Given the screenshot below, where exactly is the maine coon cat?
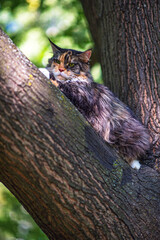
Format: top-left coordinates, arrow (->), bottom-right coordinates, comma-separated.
39,39 -> 150,169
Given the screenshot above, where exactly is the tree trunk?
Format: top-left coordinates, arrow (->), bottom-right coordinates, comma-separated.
80,0 -> 160,167
0,28 -> 160,239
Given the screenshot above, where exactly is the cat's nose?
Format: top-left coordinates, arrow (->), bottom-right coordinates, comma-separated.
59,68 -> 65,72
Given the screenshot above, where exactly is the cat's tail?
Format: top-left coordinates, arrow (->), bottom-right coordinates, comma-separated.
110,117 -> 151,162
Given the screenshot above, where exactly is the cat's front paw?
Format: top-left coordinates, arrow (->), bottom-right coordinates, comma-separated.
130,160 -> 141,170
39,68 -> 50,79
50,79 -> 59,87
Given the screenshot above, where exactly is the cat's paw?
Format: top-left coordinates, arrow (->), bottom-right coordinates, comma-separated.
130,160 -> 141,170
50,79 -> 59,87
39,68 -> 50,79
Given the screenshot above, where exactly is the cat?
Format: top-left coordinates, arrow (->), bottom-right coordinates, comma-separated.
39,39 -> 150,170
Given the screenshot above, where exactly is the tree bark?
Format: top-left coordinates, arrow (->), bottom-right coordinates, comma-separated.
0,28 -> 160,239
80,0 -> 160,167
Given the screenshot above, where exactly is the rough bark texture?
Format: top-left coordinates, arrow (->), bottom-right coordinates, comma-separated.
80,0 -> 160,167
0,28 -> 160,239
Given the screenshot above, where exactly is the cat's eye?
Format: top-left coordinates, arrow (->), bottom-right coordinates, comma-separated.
68,63 -> 75,68
54,59 -> 60,64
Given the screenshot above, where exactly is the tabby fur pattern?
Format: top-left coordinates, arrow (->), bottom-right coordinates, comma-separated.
46,39 -> 150,169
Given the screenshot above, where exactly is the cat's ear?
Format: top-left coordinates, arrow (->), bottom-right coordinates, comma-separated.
78,49 -> 92,63
48,38 -> 62,54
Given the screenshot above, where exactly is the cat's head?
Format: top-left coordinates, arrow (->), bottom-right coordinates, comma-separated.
47,39 -> 92,83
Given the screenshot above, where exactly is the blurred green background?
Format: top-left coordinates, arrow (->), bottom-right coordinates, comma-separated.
0,0 -> 102,239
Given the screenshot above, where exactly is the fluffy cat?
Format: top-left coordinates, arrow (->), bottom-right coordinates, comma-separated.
40,39 -> 150,169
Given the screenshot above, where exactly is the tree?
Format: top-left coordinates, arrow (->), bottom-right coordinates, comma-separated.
0,23 -> 160,240
80,0 -> 160,168
0,1 -> 160,239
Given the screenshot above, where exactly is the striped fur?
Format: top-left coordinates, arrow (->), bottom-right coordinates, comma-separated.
47,40 -> 150,167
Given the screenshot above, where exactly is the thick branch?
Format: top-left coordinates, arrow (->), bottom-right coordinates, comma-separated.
0,29 -> 160,240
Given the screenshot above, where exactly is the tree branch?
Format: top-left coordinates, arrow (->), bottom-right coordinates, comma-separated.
0,29 -> 160,240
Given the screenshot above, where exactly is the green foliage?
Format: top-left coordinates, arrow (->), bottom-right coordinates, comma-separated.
0,1 -> 102,238
0,183 -> 48,240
